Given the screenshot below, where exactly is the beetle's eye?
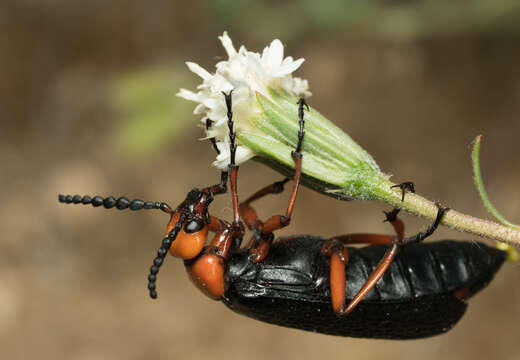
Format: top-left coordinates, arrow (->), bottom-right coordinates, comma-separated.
184,219 -> 205,233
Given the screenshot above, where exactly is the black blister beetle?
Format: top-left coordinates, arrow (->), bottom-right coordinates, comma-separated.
59,93 -> 506,339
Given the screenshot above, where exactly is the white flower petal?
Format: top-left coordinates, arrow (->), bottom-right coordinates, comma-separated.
186,62 -> 212,80
212,145 -> 255,170
274,58 -> 305,77
176,88 -> 199,102
263,39 -> 284,70
218,31 -> 237,57
193,103 -> 206,115
234,145 -> 256,163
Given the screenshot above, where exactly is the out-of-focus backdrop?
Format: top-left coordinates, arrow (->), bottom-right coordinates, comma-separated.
2,1 -> 520,359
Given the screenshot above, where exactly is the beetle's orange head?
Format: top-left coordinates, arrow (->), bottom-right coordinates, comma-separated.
147,188 -> 214,299
167,188 -> 212,260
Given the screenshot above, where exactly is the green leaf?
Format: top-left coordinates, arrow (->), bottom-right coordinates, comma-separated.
472,135 -> 519,230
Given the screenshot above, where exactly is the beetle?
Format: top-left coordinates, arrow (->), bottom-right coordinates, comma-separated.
59,92 -> 506,339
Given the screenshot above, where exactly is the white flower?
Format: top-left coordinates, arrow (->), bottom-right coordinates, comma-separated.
177,32 -> 311,169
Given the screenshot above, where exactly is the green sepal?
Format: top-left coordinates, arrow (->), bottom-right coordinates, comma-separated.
238,130 -> 390,201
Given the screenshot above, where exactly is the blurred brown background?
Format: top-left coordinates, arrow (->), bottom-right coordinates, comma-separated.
2,1 -> 520,359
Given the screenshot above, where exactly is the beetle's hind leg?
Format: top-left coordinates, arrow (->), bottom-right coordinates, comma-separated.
324,201 -> 448,317
340,205 -> 448,314
391,181 -> 415,202
328,204 -> 406,246
322,232 -> 397,317
383,180 -> 416,238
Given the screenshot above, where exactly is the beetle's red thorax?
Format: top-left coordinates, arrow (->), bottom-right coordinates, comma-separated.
186,253 -> 225,300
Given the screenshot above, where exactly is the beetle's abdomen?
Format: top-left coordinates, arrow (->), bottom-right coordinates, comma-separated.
348,240 -> 506,302
223,237 -> 505,339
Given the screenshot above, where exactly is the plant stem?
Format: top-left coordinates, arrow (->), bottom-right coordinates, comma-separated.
373,179 -> 520,246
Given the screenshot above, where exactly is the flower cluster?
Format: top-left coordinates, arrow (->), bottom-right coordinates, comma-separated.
177,32 -> 311,169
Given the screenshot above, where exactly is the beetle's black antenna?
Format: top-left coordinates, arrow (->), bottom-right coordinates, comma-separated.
148,213 -> 187,299
58,194 -> 173,214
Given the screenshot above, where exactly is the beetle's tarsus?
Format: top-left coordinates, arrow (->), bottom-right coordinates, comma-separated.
391,181 -> 415,202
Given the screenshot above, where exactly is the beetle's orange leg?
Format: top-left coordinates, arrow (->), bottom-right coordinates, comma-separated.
260,98 -> 308,234
339,243 -> 400,316
321,240 -> 350,315
239,179 -> 289,231
238,179 -> 290,262
261,154 -> 302,233
238,98 -> 308,263
207,229 -> 234,258
208,216 -> 227,233
330,233 -> 394,245
383,207 -> 405,241
329,204 -> 405,246
221,91 -> 242,227
341,207 -> 447,315
206,216 -> 243,258
325,206 -> 447,317
322,232 -> 395,316
245,232 -> 274,263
